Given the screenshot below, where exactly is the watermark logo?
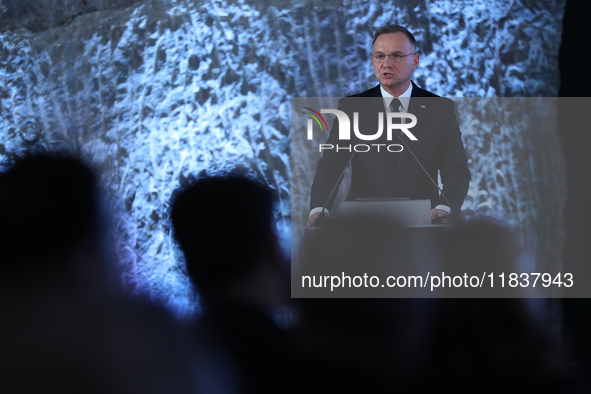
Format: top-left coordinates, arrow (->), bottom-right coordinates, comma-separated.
302,107 -> 328,138
303,108 -> 418,153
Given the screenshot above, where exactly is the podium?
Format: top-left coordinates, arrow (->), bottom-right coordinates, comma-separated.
337,199 -> 433,227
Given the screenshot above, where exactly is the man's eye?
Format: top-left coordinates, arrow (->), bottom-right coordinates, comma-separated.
376,55 -> 386,60
393,54 -> 402,59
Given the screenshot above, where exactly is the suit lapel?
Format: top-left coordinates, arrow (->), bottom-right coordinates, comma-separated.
406,81 -> 430,138
394,81 -> 431,174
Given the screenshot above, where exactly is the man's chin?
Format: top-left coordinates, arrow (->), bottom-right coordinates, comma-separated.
379,78 -> 397,86
379,81 -> 399,93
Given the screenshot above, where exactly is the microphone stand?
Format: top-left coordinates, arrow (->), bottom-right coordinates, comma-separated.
397,134 -> 460,224
313,151 -> 356,227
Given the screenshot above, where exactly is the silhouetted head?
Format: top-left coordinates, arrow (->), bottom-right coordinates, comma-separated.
0,153 -> 103,282
170,174 -> 284,307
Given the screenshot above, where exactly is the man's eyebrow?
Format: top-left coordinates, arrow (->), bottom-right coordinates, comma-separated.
374,51 -> 405,55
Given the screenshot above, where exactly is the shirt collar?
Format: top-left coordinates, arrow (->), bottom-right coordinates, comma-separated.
380,82 -> 413,112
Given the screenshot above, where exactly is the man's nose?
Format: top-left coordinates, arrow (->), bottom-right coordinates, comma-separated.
384,54 -> 395,66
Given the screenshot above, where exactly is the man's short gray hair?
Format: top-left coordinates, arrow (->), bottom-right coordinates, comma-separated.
372,25 -> 417,51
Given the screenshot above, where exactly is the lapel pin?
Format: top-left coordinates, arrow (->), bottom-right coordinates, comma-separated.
420,105 -> 426,109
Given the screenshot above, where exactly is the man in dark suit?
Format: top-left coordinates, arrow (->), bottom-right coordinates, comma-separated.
308,24 -> 470,226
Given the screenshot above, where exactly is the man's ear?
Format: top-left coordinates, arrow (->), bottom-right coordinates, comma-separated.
412,53 -> 420,71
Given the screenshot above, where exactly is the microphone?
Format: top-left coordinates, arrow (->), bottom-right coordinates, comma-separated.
313,150 -> 356,227
396,134 -> 460,224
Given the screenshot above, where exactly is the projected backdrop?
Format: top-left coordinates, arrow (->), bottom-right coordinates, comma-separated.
0,0 -> 565,316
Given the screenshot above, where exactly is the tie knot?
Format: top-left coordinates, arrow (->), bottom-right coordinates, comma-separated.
389,98 -> 401,112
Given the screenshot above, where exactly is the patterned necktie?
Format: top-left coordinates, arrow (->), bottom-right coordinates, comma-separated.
388,97 -> 401,113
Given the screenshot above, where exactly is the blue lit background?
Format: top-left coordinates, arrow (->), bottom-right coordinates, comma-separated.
0,0 -> 565,317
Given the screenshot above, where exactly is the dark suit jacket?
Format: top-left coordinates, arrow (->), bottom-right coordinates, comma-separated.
309,81 -> 470,214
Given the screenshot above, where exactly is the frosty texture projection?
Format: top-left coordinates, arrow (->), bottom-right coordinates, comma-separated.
0,0 -> 564,315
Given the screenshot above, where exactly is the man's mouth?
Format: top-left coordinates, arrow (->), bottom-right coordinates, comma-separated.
382,72 -> 394,78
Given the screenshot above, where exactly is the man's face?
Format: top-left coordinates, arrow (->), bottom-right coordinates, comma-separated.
372,32 -> 419,96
